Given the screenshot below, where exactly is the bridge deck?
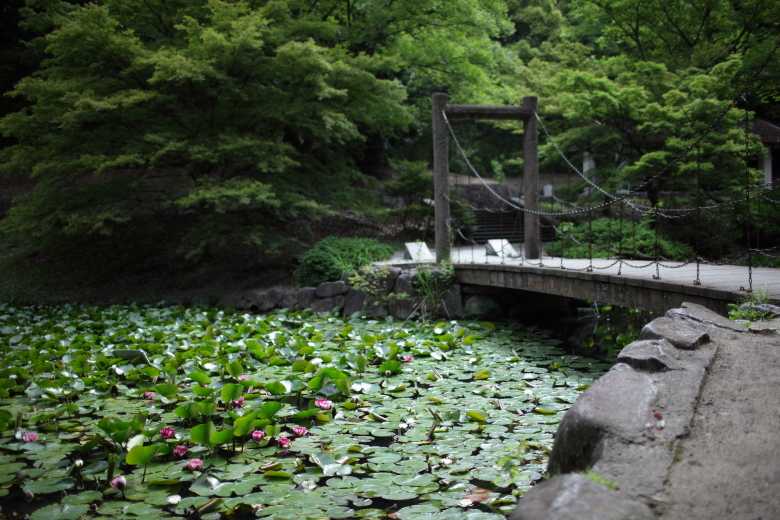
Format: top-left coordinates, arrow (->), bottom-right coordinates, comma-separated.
385,244 -> 780,314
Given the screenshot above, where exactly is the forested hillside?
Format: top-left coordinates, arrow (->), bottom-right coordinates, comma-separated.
1,0 -> 778,299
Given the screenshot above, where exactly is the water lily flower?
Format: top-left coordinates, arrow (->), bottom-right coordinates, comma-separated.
238,375 -> 249,380
24,489 -> 34,502
402,355 -> 414,362
22,433 -> 38,443
110,475 -> 126,490
315,398 -> 333,410
160,427 -> 176,439
232,396 -> 244,409
173,445 -> 188,459
74,459 -> 84,468
292,426 -> 308,436
186,459 -> 203,471
277,437 -> 291,449
252,430 -> 265,443
167,495 -> 181,505
143,391 -> 155,399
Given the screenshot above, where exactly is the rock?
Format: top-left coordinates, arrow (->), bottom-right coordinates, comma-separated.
278,293 -> 298,310
343,289 -> 368,316
260,287 -> 287,311
439,284 -> 463,318
292,287 -> 318,309
738,302 -> 780,316
316,281 -> 349,298
464,294 -> 503,319
617,339 -> 681,371
310,295 -> 345,314
666,302 -> 750,336
509,473 -> 654,520
217,295 -> 249,309
241,289 -> 264,306
388,272 -> 420,320
639,316 -> 710,349
547,363 -> 658,476
190,294 -> 210,307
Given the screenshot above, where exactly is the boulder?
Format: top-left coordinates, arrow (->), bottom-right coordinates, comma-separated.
316,281 -> 349,298
616,339 -> 681,372
388,272 -> 420,320
343,289 -> 368,317
260,287 -> 287,311
292,288 -> 318,309
509,473 -> 654,520
310,295 -> 345,314
439,284 -> 463,318
666,301 -> 749,336
546,363 -> 657,476
639,316 -> 710,349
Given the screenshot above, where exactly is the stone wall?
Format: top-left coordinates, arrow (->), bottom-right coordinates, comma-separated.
509,302 -> 776,520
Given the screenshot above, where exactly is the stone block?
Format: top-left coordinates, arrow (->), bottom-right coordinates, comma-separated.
616,339 -> 681,371
261,287 -> 287,311
343,289 -> 368,316
547,363 -> 657,476
404,242 -> 434,262
640,316 -> 710,349
293,287 -> 317,309
316,281 -> 349,298
310,295 -> 345,314
486,239 -> 519,257
388,272 -> 420,320
666,301 -> 749,336
509,473 -> 654,520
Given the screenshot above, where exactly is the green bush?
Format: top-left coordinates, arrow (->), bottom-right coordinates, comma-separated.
545,218 -> 694,260
295,237 -> 395,287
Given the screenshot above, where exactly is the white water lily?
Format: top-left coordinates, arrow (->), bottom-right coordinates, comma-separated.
459,498 -> 474,507
167,495 -> 181,505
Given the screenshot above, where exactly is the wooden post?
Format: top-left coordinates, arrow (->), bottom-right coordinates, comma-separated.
522,96 -> 540,259
433,93 -> 450,263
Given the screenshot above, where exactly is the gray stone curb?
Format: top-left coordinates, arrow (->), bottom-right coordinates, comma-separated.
510,302 -> 735,519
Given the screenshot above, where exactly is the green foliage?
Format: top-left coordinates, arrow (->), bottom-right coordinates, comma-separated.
728,289 -> 773,325
348,265 -> 409,308
546,217 -> 694,260
413,262 -> 455,317
582,470 -> 619,490
295,237 -> 394,287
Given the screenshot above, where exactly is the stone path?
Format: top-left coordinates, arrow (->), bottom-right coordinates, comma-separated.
656,328 -> 780,520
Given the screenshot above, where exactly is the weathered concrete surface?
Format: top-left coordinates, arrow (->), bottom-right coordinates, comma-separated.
654,320 -> 780,520
512,302 -> 764,519
509,473 -> 654,520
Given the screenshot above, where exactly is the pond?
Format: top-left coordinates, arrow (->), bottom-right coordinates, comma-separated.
0,303 -> 611,519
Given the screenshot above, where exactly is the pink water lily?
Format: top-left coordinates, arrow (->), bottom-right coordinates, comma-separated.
186,459 -> 203,471
238,375 -> 249,380
315,398 -> 333,410
402,355 -> 414,362
22,433 -> 38,443
252,430 -> 265,443
143,391 -> 155,399
292,426 -> 308,436
110,475 -> 126,490
160,427 -> 176,439
173,445 -> 188,459
277,437 -> 291,449
232,396 -> 244,409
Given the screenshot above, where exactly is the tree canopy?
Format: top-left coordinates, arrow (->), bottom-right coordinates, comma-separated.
0,0 -> 778,260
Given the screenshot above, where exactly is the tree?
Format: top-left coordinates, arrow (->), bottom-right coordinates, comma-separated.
0,0 -> 515,258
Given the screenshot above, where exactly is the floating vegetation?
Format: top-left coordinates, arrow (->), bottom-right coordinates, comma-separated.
0,304 -> 610,519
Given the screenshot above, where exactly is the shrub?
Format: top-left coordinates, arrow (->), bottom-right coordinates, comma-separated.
545,218 -> 694,260
295,237 -> 395,287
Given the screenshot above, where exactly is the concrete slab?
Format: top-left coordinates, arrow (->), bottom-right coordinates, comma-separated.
403,242 -> 435,263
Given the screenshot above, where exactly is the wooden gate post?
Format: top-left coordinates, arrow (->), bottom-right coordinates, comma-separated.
432,93 -> 450,263
522,96 -> 540,259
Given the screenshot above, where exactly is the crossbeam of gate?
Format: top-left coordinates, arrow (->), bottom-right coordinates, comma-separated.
432,93 -> 539,262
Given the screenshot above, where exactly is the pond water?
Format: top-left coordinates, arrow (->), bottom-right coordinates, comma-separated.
0,304 -> 611,519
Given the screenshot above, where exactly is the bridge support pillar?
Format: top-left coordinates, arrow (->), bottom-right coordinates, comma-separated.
522,96 -> 540,259
433,92 -> 451,263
